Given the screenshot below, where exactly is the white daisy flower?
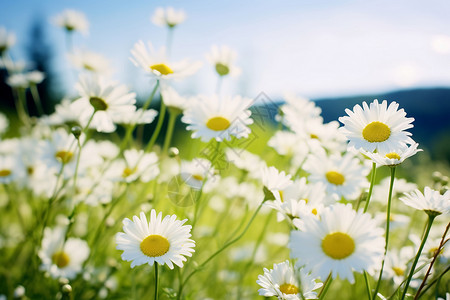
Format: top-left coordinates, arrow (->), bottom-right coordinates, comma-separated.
257,260 -> 323,300
304,152 -> 370,201
180,158 -> 218,190
6,73 -> 29,89
42,99 -> 81,126
206,45 -> 241,77
68,49 -> 111,74
338,99 -> 415,153
261,166 -> 293,195
363,142 -> 422,166
71,74 -> 137,133
114,108 -> 158,125
0,27 -> 16,54
39,227 -> 90,279
182,94 -> 253,142
160,86 -> 189,112
278,94 -> 322,127
116,210 -> 195,269
52,9 -> 89,35
130,41 -> 201,80
0,154 -> 24,184
290,203 -> 385,283
225,148 -> 267,179
108,149 -> 159,183
400,187 -> 450,216
26,70 -> 45,85
151,7 -> 186,28
383,246 -> 415,285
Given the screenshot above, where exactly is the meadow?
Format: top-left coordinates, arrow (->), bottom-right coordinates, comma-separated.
0,7 -> 449,300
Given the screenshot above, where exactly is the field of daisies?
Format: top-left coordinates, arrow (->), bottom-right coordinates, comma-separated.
0,6 -> 449,300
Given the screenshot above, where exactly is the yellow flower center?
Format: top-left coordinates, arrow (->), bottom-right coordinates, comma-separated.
392,267 -> 404,276
55,150 -> 74,164
206,116 -> 231,131
140,234 -> 170,257
325,171 -> 345,185
122,167 -> 137,178
322,232 -> 355,259
0,169 -> 11,177
52,251 -> 70,268
89,96 -> 108,111
279,190 -> 284,202
83,63 -> 96,71
385,152 -> 401,160
362,121 -> 391,143
279,283 -> 299,295
310,133 -> 319,139
311,208 -> 318,215
215,63 -> 230,76
27,166 -> 34,175
150,63 -> 174,75
192,174 -> 203,181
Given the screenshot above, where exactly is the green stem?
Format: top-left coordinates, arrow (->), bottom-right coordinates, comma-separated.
177,201 -> 264,299
373,166 -> 396,299
30,84 -> 44,115
145,99 -> 166,152
414,222 -> 449,300
162,110 -> 178,154
154,263 -> 159,300
415,265 -> 450,299
13,88 -> 31,128
400,215 -> 436,300
119,81 -> 159,153
318,274 -> 333,300
364,271 -> 373,300
364,162 -> 377,213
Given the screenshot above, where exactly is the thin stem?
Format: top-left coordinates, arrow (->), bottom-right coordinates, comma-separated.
364,271 -> 373,300
30,83 -> 44,115
119,80 -> 159,153
414,222 -> 449,299
415,265 -> 450,299
373,166 -> 396,299
400,215 -> 436,300
364,162 -> 377,213
13,88 -> 31,128
154,263 -> 159,300
318,274 -> 333,300
162,110 -> 178,154
177,201 -> 264,299
145,99 -> 166,152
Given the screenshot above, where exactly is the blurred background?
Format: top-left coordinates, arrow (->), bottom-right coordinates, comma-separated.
1,0 -> 450,161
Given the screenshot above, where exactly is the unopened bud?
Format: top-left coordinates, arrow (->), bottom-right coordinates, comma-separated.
168,147 -> 179,158
71,126 -> 82,139
62,284 -> 72,294
432,171 -> 442,183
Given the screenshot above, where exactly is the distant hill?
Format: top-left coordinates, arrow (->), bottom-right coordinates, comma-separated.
312,87 -> 450,162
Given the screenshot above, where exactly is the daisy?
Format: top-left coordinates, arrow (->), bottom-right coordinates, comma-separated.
206,45 -> 241,77
290,203 -> 385,283
116,210 -> 195,269
71,74 -> 137,133
68,49 -> 111,74
180,158 -> 218,190
303,152 -> 370,201
278,94 -> 322,128
151,7 -> 186,28
0,154 -> 24,184
130,41 -> 201,80
383,246 -> 415,285
257,260 -> 323,300
182,94 -> 253,142
338,99 -> 415,153
42,99 -> 81,126
0,27 -> 16,54
38,227 -> 90,279
108,149 -> 159,183
225,148 -> 267,179
261,166 -> 293,198
52,9 -> 89,35
363,142 -> 422,166
160,86 -> 190,113
113,108 -> 158,126
400,187 -> 450,216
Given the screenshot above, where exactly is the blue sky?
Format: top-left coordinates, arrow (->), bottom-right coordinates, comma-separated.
2,0 -> 450,100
